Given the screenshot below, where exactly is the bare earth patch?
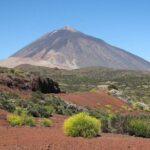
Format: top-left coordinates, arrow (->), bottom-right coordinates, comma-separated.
0,110 -> 149,150
59,91 -> 127,110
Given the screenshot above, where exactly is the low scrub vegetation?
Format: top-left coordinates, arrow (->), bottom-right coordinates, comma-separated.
22,115 -> 36,127
127,119 -> 150,138
102,113 -> 150,138
63,112 -> 101,138
27,104 -> 54,118
7,114 -> 24,126
7,113 -> 35,127
0,91 -> 84,117
87,108 -> 150,138
20,65 -> 150,106
1,91 -> 150,138
40,118 -> 52,127
0,67 -> 25,76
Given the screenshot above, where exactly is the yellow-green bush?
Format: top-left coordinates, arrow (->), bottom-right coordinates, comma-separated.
63,112 -> 101,138
7,114 -> 23,126
89,88 -> 97,93
7,114 -> 35,127
40,118 -> 52,127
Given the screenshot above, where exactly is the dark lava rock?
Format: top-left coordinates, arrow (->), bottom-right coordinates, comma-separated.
0,72 -> 61,94
31,76 -> 61,93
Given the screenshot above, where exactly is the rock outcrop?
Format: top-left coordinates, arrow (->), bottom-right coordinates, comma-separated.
31,76 -> 61,93
0,70 -> 61,93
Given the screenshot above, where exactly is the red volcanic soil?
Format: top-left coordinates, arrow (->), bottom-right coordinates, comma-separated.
59,91 -> 127,110
0,109 -> 150,150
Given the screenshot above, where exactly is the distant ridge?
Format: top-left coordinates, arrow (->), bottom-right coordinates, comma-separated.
0,26 -> 150,70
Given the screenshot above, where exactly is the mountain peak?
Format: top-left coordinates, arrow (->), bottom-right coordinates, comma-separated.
1,26 -> 150,71
61,25 -> 78,32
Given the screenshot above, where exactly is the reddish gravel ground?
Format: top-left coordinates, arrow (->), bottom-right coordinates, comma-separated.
0,109 -> 150,150
59,91 -> 127,110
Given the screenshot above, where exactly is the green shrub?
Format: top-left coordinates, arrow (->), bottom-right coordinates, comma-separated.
0,92 -> 20,99
102,114 -> 150,135
0,92 -> 19,112
27,103 -> 54,118
63,112 -> 101,138
127,119 -> 150,138
0,99 -> 16,112
109,114 -> 130,133
42,106 -> 54,117
44,96 -> 68,115
14,69 -> 25,77
30,91 -> 45,103
7,114 -> 23,126
40,118 -> 52,127
108,84 -> 118,90
14,107 -> 27,116
83,108 -> 116,133
15,99 -> 28,108
35,105 -> 53,118
45,96 -> 83,115
22,115 -> 36,127
26,103 -> 39,117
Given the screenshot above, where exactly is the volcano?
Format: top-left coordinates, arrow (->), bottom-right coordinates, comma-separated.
1,26 -> 150,70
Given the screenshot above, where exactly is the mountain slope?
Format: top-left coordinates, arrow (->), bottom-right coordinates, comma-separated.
15,64 -> 150,105
1,26 -> 150,70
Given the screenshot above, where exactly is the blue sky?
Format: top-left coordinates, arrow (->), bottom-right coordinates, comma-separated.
0,0 -> 150,61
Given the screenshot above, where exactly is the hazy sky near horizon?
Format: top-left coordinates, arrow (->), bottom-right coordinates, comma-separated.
0,0 -> 150,61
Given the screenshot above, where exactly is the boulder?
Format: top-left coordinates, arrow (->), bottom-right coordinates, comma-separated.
31,76 -> 61,93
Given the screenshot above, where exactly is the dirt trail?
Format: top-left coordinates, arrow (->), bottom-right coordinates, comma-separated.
0,110 -> 149,150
